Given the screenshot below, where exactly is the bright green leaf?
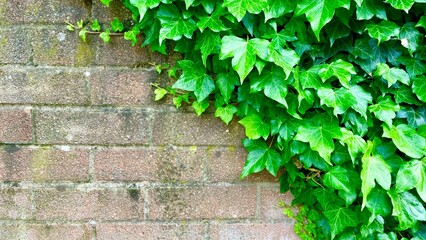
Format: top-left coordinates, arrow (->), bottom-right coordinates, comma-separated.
192,100 -> 209,116
383,124 -> 426,159
369,96 -> 400,127
173,60 -> 215,101
222,0 -> 268,22
111,17 -> 124,32
130,0 -> 161,21
318,59 -> 356,88
323,206 -> 359,239
99,28 -> 111,43
361,141 -> 392,209
295,0 -> 351,40
195,29 -> 221,66
264,0 -> 295,22
385,0 -> 415,11
215,104 -> 238,125
156,4 -> 197,44
395,159 -> 426,202
366,20 -> 400,44
220,36 -> 270,82
239,114 -> 270,140
241,148 -> 282,178
90,19 -> 101,31
356,0 -> 387,20
413,76 -> 426,102
154,88 -> 167,101
317,87 -> 356,116
388,190 -> 426,230
100,0 -> 112,7
375,63 -> 410,87
340,128 -> 367,163
268,46 -> 299,79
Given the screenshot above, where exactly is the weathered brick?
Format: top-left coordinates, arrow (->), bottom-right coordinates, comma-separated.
0,27 -> 31,64
95,37 -> 151,66
0,188 -> 32,220
0,67 -> 90,105
34,188 -> 144,221
97,223 -> 205,240
0,0 -> 90,24
210,222 -> 298,240
207,147 -> 281,182
0,223 -> 92,240
94,146 -> 205,182
149,186 -> 256,220
91,0 -> 133,25
31,28 -> 96,67
260,188 -> 294,220
152,113 -> 245,146
0,145 -> 89,182
91,70 -> 154,106
0,109 -> 32,143
35,108 -> 150,145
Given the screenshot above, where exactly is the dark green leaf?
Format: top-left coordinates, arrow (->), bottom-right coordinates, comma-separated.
195,29 -> 221,66
156,4 -> 197,44
366,20 -> 400,44
323,206 -> 359,239
216,72 -> 239,104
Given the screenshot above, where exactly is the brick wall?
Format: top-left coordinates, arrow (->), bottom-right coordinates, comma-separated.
0,1 -> 297,239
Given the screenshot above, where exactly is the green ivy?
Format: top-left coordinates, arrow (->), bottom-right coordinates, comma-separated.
80,0 -> 426,239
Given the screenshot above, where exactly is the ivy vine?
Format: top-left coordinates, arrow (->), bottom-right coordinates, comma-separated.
70,0 -> 426,239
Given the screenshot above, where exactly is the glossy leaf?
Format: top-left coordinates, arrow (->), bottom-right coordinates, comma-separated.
383,124 -> 426,159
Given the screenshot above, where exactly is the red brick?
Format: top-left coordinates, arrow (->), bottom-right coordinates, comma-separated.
31,28 -> 96,67
0,224 -> 92,240
0,145 -> 89,182
0,109 -> 32,143
0,188 -> 32,220
97,223 -> 205,240
149,186 -> 256,220
207,147 -> 281,182
90,70 -> 154,106
210,222 -> 298,240
0,67 -> 90,105
0,0 -> 90,24
35,108 -> 150,145
260,188 -> 294,220
94,146 -> 205,182
152,113 -> 245,146
0,27 -> 31,64
34,188 -> 144,221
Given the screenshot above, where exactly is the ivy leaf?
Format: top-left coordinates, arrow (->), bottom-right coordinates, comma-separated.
318,60 -> 356,88
413,76 -> 426,102
323,206 -> 359,239
384,0 -> 415,11
197,12 -> 229,33
368,96 -> 400,127
416,16 -> 426,29
294,115 -> 343,164
356,0 -> 387,20
90,19 -> 101,31
130,0 -> 161,21
340,128 -> 367,163
361,141 -> 392,209
264,0 -> 296,22
295,0 -> 351,40
317,87 -> 356,116
99,28 -> 111,43
184,0 -> 196,9
195,29 -> 221,66
192,100 -> 209,116
216,72 -> 239,104
388,190 -> 426,230
240,147 -> 282,178
250,66 -> 289,106
268,46 -> 299,79
365,20 -> 400,44
156,4 -> 197,44
398,56 -> 426,78
348,85 -> 373,119
396,107 -> 426,128
239,114 -> 270,140
374,63 -> 410,87
366,189 -> 392,222
222,0 -> 268,22
395,159 -> 426,202
111,18 -> 124,32
215,105 -> 238,125
383,124 -> 426,159
323,166 -> 355,198
154,88 -> 168,101
173,60 -> 215,101
399,23 -> 422,54
100,0 -> 112,7
220,36 -> 270,82
394,85 -> 421,105
299,68 -> 323,90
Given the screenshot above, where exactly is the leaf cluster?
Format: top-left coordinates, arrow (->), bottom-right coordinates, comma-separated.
96,0 -> 426,239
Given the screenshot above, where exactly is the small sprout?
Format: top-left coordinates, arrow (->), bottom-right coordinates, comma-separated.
90,19 -> 101,31
100,28 -> 111,43
79,27 -> 88,42
154,88 -> 168,101
111,17 -> 124,32
77,19 -> 84,28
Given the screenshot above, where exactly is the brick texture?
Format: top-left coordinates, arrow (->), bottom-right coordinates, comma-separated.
0,109 -> 32,143
0,1 -> 296,239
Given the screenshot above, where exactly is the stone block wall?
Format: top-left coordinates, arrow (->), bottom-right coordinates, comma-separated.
0,1 -> 297,239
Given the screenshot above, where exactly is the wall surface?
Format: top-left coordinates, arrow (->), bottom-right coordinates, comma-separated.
0,1 -> 297,239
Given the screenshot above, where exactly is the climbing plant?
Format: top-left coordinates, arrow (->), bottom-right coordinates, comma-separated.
71,0 -> 426,239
